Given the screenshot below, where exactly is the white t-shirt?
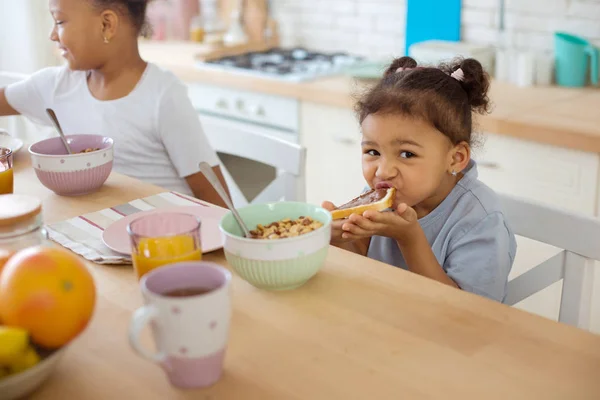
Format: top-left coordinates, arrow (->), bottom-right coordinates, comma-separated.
6,63 -> 220,196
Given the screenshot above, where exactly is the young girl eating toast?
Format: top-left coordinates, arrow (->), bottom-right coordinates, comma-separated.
0,0 -> 229,206
322,57 -> 516,302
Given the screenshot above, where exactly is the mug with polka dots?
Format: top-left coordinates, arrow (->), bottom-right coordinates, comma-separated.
128,261 -> 232,389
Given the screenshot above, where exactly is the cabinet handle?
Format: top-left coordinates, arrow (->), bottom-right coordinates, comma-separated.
249,105 -> 266,117
216,99 -> 228,110
477,160 -> 501,169
236,99 -> 246,112
333,136 -> 356,145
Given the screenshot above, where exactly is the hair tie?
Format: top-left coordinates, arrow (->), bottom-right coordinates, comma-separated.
396,67 -> 407,73
450,68 -> 464,82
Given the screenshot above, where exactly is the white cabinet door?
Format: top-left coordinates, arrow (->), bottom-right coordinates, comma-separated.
473,132 -> 599,215
300,102 -> 365,207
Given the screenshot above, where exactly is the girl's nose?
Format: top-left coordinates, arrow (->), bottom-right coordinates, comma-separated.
49,26 -> 58,42
375,159 -> 398,180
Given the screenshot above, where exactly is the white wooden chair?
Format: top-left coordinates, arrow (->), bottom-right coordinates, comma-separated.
200,114 -> 306,207
501,193 -> 600,330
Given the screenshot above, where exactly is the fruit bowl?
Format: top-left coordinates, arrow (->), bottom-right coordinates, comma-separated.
0,346 -> 67,400
0,246 -> 97,399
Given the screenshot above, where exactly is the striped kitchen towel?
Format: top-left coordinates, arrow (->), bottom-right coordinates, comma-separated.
46,192 -> 214,265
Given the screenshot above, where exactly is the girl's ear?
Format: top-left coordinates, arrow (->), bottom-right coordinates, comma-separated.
100,9 -> 119,42
449,141 -> 471,174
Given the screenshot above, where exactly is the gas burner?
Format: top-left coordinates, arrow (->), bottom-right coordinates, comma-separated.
196,47 -> 364,82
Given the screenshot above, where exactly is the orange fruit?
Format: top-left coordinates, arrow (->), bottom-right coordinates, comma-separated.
0,246 -> 96,348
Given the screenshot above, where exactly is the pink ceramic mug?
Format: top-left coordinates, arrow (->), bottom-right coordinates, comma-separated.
128,262 -> 232,389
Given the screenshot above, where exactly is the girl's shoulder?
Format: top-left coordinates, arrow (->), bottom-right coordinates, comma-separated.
432,160 -> 509,236
25,65 -> 87,93
140,63 -> 186,95
31,65 -> 83,78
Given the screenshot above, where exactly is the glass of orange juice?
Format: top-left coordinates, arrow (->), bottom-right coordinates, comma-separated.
0,147 -> 14,195
127,212 -> 202,280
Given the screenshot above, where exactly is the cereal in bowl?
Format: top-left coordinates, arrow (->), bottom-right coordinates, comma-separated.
78,147 -> 100,153
250,216 -> 323,240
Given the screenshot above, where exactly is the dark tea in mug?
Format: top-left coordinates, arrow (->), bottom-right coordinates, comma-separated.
163,287 -> 212,297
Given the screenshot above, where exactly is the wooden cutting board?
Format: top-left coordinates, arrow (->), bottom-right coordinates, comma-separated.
243,0 -> 268,43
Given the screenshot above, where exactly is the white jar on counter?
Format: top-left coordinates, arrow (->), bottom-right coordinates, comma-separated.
0,194 -> 48,254
516,51 -> 535,87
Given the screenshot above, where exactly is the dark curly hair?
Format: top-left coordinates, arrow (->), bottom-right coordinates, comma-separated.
90,0 -> 150,36
356,56 -> 491,145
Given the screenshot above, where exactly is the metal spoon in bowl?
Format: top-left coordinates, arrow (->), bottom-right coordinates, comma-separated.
198,161 -> 252,238
46,108 -> 73,155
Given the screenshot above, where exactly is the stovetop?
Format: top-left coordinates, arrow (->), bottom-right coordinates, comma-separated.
195,47 -> 364,82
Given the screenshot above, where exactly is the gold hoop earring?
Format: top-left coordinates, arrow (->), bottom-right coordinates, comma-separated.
103,36 -> 109,44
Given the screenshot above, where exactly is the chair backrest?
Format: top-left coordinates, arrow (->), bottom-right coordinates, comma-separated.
500,193 -> 600,329
199,114 -> 306,206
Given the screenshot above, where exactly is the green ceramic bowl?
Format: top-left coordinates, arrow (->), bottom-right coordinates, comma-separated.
219,202 -> 332,290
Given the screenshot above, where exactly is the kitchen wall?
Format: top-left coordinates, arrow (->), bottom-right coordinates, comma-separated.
271,0 -> 600,60
0,0 -> 59,73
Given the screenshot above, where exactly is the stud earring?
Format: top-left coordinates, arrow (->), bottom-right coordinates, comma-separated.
103,36 -> 109,44
451,170 -> 457,176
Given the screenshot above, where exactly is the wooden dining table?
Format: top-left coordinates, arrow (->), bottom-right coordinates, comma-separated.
10,148 -> 600,399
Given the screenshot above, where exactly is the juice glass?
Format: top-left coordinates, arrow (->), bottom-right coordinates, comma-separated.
127,212 -> 202,280
0,147 -> 13,194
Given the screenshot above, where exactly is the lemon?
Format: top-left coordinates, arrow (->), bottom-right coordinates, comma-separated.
0,326 -> 29,365
9,346 -> 40,374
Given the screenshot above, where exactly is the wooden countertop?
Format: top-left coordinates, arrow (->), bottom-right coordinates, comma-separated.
139,40 -> 600,153
10,149 -> 600,399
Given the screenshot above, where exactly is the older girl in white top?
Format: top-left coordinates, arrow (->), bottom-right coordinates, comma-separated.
0,0 -> 228,205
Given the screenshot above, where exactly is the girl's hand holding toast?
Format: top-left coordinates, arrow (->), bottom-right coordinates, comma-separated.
339,203 -> 420,244
321,200 -> 371,256
321,201 -> 354,245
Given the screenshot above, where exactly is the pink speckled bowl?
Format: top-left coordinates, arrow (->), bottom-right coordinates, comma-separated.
29,134 -> 114,196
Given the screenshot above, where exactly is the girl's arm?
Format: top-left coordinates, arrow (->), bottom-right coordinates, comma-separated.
157,81 -> 233,207
397,226 -> 459,288
184,166 -> 230,208
332,237 -> 371,256
0,88 -> 19,116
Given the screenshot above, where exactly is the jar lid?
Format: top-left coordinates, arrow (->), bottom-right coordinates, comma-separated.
0,194 -> 42,227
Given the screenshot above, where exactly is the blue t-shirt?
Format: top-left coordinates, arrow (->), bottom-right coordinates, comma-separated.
367,160 -> 517,302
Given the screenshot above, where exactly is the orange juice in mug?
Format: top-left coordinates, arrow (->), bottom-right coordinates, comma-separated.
128,212 -> 202,280
0,147 -> 14,195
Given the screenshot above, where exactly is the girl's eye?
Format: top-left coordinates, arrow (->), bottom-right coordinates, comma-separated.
365,149 -> 379,156
400,151 -> 415,159
55,21 -> 64,25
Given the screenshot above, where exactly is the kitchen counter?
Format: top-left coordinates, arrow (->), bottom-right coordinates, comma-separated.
139,41 -> 600,153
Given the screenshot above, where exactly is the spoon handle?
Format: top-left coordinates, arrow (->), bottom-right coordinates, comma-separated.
198,162 -> 252,238
46,108 -> 73,154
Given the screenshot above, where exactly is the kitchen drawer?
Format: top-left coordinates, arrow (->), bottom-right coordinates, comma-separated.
473,133 -> 599,215
187,83 -> 299,132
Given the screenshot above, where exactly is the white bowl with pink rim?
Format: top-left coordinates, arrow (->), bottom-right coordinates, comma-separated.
29,134 -> 114,196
